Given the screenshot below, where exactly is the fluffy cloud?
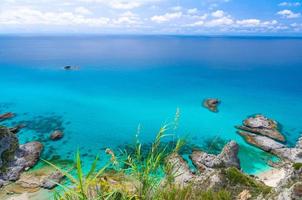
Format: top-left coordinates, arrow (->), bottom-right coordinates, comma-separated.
187,8 -> 198,15
74,7 -> 92,15
78,0 -> 158,10
151,12 -> 182,23
113,11 -> 141,25
0,7 -> 109,26
211,10 -> 225,18
278,2 -> 301,7
277,9 -> 301,18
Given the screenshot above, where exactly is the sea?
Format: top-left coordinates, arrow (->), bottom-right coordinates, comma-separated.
1,35 -> 302,174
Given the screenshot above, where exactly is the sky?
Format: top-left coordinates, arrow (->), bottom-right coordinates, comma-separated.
0,0 -> 302,35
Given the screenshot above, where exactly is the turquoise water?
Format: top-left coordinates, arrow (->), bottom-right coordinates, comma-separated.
1,36 -> 302,174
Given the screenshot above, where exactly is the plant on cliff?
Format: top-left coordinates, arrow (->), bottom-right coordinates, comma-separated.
293,163 -> 302,171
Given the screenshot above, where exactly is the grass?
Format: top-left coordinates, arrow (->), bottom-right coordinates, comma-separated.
43,111 -> 269,200
224,167 -> 271,196
293,163 -> 302,171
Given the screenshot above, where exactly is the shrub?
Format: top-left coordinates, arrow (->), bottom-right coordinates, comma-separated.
293,163 -> 302,171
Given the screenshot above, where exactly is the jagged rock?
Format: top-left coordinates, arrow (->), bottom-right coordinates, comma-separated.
50,130 -> 63,141
238,131 -> 285,152
191,141 -> 240,169
1,141 -> 43,181
165,153 -> 195,186
41,170 -> 64,189
203,98 -> 220,113
0,112 -> 15,122
296,136 -> 302,149
239,131 -> 302,163
0,126 -> 19,171
272,148 -> 302,163
237,114 -> 285,142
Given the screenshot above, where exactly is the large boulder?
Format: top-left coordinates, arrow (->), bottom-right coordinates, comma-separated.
0,141 -> 43,181
236,114 -> 285,142
0,126 -> 19,172
191,141 -> 241,169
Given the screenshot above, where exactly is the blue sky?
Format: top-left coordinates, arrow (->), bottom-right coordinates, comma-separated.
0,0 -> 302,35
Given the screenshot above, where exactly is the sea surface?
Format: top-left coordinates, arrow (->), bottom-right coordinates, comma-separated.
0,35 -> 302,174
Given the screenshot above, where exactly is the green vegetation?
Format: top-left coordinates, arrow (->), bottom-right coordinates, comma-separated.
44,113 -> 269,200
224,167 -> 271,196
293,163 -> 302,170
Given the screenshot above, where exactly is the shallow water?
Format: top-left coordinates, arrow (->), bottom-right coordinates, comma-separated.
1,36 -> 302,174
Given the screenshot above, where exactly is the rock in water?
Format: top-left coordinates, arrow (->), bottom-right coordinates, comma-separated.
0,141 -> 43,181
50,130 -> 63,141
0,126 -> 19,172
63,66 -> 79,70
191,140 -> 241,169
237,114 -> 285,142
203,98 -> 220,113
0,112 -> 15,122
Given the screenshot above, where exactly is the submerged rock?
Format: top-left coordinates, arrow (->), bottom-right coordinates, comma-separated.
203,98 -> 220,113
236,114 -> 285,142
9,124 -> 26,134
190,140 -> 240,169
50,130 -> 63,141
0,112 -> 15,122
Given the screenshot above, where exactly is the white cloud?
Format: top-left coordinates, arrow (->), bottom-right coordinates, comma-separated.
151,12 -> 182,23
0,7 -> 110,26
74,7 -> 92,15
277,9 -> 300,18
113,11 -> 141,25
187,8 -> 198,15
205,16 -> 233,27
78,0 -> 160,10
211,10 -> 225,18
278,2 -> 301,7
186,20 -> 204,27
236,19 -> 278,28
171,6 -> 182,11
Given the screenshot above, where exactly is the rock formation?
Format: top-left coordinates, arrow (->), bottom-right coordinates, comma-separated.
0,126 -> 43,187
203,98 -> 220,113
0,112 -> 15,122
190,140 -> 240,169
50,130 -> 63,141
236,114 -> 285,142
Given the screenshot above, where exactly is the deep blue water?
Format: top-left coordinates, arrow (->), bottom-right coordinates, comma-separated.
0,36 -> 302,174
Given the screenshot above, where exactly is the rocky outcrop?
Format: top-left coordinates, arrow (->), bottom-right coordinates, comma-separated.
236,115 -> 285,142
0,112 -> 15,122
238,131 -> 302,163
0,141 -> 43,181
0,126 -> 19,171
165,153 -> 195,186
190,141 -> 240,169
203,98 -> 220,113
238,131 -> 285,152
50,130 -> 63,141
9,124 -> 26,134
